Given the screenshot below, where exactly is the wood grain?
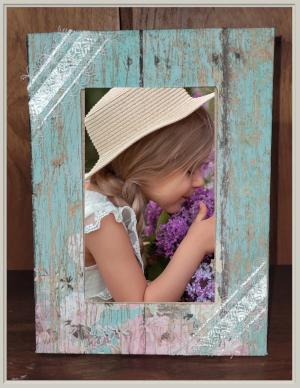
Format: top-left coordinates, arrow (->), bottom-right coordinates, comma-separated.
7,266 -> 292,380
129,7 -> 292,266
142,27 -> 273,355
27,28 -> 272,355
7,7 -> 291,268
27,30 -> 143,355
7,7 -> 120,270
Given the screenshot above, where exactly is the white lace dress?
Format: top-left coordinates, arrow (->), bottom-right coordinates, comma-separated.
84,189 -> 145,302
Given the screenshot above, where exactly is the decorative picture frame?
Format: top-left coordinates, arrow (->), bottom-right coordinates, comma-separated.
27,28 -> 274,355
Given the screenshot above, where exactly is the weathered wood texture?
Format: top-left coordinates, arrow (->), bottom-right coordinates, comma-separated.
27,28 -> 273,355
142,28 -> 273,356
7,266 -> 292,380
128,7 -> 292,267
7,7 -> 120,270
7,7 -> 291,270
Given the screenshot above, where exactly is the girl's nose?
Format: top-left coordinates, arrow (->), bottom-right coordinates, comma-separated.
192,171 -> 205,188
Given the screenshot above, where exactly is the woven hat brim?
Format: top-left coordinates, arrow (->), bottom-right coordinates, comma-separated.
84,90 -> 215,181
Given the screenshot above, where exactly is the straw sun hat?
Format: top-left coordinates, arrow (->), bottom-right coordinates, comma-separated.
84,87 -> 215,181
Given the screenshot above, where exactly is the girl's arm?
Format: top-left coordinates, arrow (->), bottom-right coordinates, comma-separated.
143,214 -> 215,302
85,206 -> 215,303
85,213 -> 148,302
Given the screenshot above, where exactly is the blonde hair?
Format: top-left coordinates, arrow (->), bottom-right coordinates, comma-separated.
89,106 -> 214,267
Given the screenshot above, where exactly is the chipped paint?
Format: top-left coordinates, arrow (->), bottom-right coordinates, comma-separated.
28,28 -> 274,355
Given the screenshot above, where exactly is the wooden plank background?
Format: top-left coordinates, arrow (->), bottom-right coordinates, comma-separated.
27,27 -> 271,355
7,7 -> 292,269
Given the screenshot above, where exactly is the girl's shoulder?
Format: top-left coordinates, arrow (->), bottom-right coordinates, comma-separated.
84,181 -> 135,231
84,180 -> 144,272
84,183 -> 117,219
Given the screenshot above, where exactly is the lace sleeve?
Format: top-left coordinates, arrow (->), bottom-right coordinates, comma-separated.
84,207 -> 126,234
84,189 -> 128,234
84,190 -> 144,273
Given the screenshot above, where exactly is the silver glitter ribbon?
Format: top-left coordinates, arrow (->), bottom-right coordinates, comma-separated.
176,262 -> 268,354
28,31 -> 112,137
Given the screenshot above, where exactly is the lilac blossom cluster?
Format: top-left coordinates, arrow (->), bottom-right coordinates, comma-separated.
143,200 -> 163,237
180,254 -> 215,302
143,152 -> 216,303
155,185 -> 214,257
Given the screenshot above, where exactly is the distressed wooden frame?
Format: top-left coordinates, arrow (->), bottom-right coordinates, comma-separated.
27,28 -> 274,355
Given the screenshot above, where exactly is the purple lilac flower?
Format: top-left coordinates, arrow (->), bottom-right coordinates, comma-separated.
156,218 -> 189,257
143,200 -> 162,237
191,87 -> 209,109
200,148 -> 215,189
179,186 -> 215,302
180,255 -> 215,302
154,185 -> 214,258
183,186 -> 215,222
191,87 -> 202,97
143,156 -> 216,302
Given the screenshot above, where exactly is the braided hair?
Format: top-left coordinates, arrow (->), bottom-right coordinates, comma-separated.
88,105 -> 214,268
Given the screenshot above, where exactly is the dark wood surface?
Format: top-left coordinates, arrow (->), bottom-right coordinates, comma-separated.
7,7 -> 120,270
7,7 -> 291,269
130,7 -> 292,267
7,266 -> 292,380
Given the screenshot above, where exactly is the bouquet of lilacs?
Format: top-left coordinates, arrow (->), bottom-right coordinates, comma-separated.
143,149 -> 215,302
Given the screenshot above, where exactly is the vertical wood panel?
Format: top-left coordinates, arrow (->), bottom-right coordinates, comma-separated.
7,7 -> 120,269
27,27 -> 272,355
28,30 -> 143,354
142,28 -> 273,355
8,7 -> 291,269
129,7 -> 292,265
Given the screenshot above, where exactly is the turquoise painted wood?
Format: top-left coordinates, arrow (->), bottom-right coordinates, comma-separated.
143,28 -> 274,355
27,28 -> 274,355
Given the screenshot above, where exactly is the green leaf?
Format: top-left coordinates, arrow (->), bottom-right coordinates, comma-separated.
155,211 -> 170,233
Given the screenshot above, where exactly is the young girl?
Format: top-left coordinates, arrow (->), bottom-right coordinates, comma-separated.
84,87 -> 216,303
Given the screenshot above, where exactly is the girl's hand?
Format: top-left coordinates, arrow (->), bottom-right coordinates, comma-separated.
194,201 -> 209,223
190,202 -> 216,255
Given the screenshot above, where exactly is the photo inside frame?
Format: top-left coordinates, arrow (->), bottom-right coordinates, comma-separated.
82,87 -> 216,304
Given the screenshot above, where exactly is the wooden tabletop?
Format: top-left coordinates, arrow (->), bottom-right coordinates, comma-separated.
7,265 -> 292,380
